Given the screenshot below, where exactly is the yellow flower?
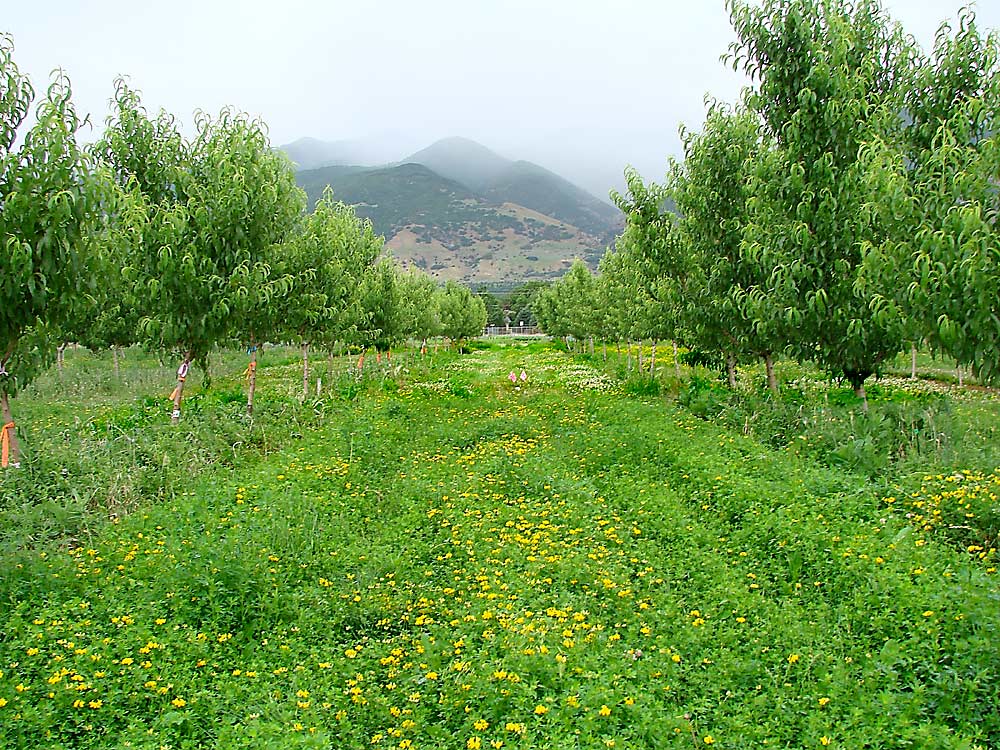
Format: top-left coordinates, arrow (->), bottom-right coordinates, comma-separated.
598,704 -> 611,717
818,697 -> 830,707
467,738 -> 482,750
474,719 -> 489,731
788,654 -> 800,664
566,695 -> 580,708
88,700 -> 102,709
171,697 -> 187,708
704,736 -> 715,745
533,704 -> 548,715
820,737 -> 832,746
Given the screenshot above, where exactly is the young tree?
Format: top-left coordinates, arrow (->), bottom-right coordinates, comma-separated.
557,260 -> 601,351
397,269 -> 442,354
437,281 -> 488,348
351,258 -> 406,366
727,0 -> 912,407
534,283 -> 569,343
274,188 -> 382,402
596,246 -> 642,365
612,169 -> 690,374
672,105 -> 785,392
863,10 -> 1000,384
99,82 -> 304,422
1,37 -> 103,467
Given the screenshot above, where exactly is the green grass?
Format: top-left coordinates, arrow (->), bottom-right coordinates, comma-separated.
0,342 -> 997,748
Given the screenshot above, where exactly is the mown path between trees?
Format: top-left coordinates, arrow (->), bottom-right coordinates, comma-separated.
1,345 -> 996,749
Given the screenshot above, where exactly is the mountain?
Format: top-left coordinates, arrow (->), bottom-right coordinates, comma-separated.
287,136 -> 623,283
281,137 -> 356,170
280,133 -> 424,171
403,138 -> 621,243
294,162 -> 607,284
402,136 -> 512,192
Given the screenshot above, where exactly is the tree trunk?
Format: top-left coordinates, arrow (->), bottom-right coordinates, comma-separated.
650,339 -> 656,377
957,366 -> 964,387
673,341 -> 681,380
615,340 -> 621,362
855,382 -> 869,413
764,353 -> 778,395
589,337 -> 594,356
910,344 -> 917,379
726,352 -> 737,390
1,390 -> 21,468
602,340 -> 607,362
638,343 -> 644,373
302,342 -> 310,400
112,346 -> 120,379
170,353 -> 192,425
246,345 -> 258,417
627,340 -> 632,372
56,343 -> 66,373
421,338 -> 427,357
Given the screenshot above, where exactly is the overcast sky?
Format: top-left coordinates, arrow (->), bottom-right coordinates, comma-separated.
5,0 -> 999,200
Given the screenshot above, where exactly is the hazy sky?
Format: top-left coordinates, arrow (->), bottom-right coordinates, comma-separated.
5,0 -> 999,200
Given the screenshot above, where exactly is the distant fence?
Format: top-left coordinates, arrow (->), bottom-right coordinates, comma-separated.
483,326 -> 542,336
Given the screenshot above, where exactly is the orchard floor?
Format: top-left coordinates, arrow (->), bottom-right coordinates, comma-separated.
0,343 -> 997,749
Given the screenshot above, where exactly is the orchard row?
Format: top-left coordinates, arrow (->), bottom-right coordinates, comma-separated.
536,0 -> 999,410
1,40 -> 486,464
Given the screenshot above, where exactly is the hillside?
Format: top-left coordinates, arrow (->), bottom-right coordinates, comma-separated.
294,159 -> 612,283
483,160 -> 622,241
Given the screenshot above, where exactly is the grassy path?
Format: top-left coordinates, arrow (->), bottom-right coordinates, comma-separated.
0,344 -> 996,749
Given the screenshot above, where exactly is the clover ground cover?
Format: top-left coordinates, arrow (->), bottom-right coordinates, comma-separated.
0,343 -> 996,749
